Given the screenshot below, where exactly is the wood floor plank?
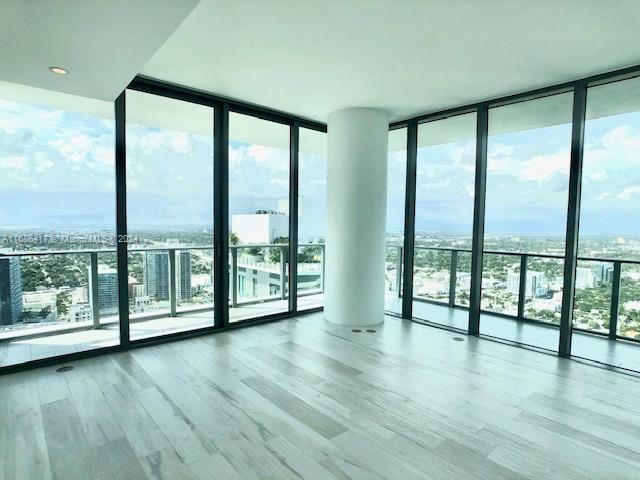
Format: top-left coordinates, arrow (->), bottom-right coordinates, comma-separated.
102,382 -> 171,458
242,375 -> 348,440
88,437 -> 147,480
135,385 -> 216,464
143,447 -> 201,480
188,452 -> 243,480
2,312 -> 640,480
67,377 -> 124,447
41,398 -> 95,480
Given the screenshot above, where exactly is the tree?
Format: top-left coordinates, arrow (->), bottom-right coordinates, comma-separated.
298,245 -> 322,263
56,291 -> 72,318
269,237 -> 289,263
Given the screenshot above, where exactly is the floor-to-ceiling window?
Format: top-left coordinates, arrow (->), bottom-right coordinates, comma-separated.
572,76 -> 640,370
228,112 -> 290,321
297,127 -> 326,311
385,127 -> 407,314
126,90 -> 215,340
481,93 -> 573,351
412,113 -> 476,330
0,82 -> 119,367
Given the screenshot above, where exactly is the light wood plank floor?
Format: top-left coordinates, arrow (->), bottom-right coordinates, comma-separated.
1,312 -> 639,480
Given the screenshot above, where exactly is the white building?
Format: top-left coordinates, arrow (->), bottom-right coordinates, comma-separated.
232,211 -> 288,244
507,270 -> 548,298
575,267 -> 596,289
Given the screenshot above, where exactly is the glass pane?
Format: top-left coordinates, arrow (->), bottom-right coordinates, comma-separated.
481,93 -> 573,351
454,252 -> 472,307
573,260 -> 613,335
0,83 -> 118,366
523,257 -> 563,325
573,77 -> 640,370
480,253 -> 520,317
412,113 -> 475,331
229,112 -> 290,322
413,249 -> 450,304
297,128 -> 326,311
619,264 -> 640,340
385,128 -> 406,314
126,90 -> 214,340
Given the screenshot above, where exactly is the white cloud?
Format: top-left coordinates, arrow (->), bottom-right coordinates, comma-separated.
0,116 -> 19,134
617,186 -> 640,200
520,149 -> 569,181
48,133 -> 93,163
487,158 -> 511,173
602,125 -> 640,150
39,110 -> 62,121
34,153 -> 54,172
595,192 -> 612,201
464,183 -> 475,198
489,143 -> 516,157
248,144 -> 272,163
419,178 -> 452,190
0,155 -> 26,169
170,132 -> 192,154
588,171 -> 608,183
94,146 -> 114,167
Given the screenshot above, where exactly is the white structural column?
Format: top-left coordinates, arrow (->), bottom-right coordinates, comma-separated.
325,108 -> 389,326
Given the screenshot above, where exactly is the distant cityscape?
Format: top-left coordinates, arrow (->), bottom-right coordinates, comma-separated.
385,232 -> 640,339
0,210 -> 325,336
1,223 -> 639,340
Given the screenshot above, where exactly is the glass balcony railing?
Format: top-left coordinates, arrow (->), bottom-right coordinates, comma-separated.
398,245 -> 640,341
0,243 -> 326,342
1,242 -> 638,344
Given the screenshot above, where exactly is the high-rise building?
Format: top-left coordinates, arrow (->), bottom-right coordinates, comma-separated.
176,251 -> 192,301
144,252 -> 169,300
593,263 -> 614,283
507,270 -> 548,298
97,266 -> 118,315
0,256 -> 23,326
575,267 -> 596,289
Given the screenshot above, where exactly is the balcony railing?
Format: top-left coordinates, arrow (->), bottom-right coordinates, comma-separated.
385,244 -> 640,341
2,241 -> 637,343
0,243 -> 325,341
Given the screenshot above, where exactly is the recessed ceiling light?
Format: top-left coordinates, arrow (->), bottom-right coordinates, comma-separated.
49,66 -> 69,75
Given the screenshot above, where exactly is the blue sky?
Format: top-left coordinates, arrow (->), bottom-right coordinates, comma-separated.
1,97 -> 639,240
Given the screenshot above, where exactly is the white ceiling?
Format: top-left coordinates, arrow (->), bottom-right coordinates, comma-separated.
2,0 -> 640,126
0,0 -> 199,100
141,0 -> 640,122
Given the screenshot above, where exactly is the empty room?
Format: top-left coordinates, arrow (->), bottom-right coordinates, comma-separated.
1,1 -> 640,479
